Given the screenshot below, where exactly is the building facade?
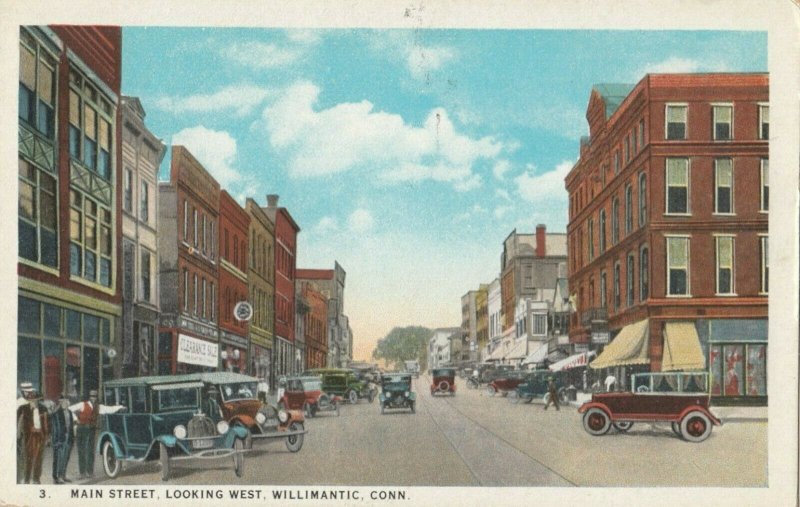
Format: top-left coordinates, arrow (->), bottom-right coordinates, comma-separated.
565,73 -> 768,404
460,290 -> 478,363
120,96 -> 165,377
157,146 -> 220,374
18,26 -> 122,403
428,328 -> 459,369
296,270 -> 332,370
245,197 -> 274,387
218,190 -> 249,373
485,278 -> 502,360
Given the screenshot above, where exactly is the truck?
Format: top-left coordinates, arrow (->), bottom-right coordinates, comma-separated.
403,360 -> 420,378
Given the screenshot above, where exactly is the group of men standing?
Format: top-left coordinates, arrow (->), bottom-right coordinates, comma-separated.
16,383 -> 121,484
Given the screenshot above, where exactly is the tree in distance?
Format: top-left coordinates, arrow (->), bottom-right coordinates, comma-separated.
372,326 -> 431,372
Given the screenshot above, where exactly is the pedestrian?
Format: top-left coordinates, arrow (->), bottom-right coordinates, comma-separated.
49,394 -> 74,484
69,390 -> 125,479
604,373 -> 617,392
543,377 -> 560,411
17,389 -> 49,484
17,381 -> 35,483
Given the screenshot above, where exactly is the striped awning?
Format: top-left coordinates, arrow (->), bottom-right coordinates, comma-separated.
661,322 -> 705,371
589,319 -> 650,369
549,350 -> 596,372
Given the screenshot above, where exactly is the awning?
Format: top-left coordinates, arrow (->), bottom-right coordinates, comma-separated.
504,339 -> 528,360
589,319 -> 649,369
522,342 -> 549,365
485,345 -> 505,362
549,350 -> 596,372
661,322 -> 705,371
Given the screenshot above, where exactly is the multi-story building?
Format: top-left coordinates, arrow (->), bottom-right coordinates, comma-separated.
475,285 -> 489,359
565,73 -> 768,404
296,262 -> 350,367
428,327 -> 459,369
294,288 -> 308,373
120,96 -> 165,377
18,26 -> 122,403
485,278 -> 502,360
460,290 -> 478,362
263,195 -> 299,379
245,197 -> 274,386
157,146 -> 220,374
296,278 -> 329,370
218,190 -> 249,372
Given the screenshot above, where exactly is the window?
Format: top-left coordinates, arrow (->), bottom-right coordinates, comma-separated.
623,138 -> 629,164
627,254 -> 635,307
202,215 -> 207,254
140,181 -> 149,223
140,249 -> 151,302
631,130 -> 637,155
761,159 -> 769,212
716,236 -> 735,295
640,246 -> 649,300
69,189 -> 112,287
19,158 -> 57,267
639,119 -> 645,147
183,200 -> 188,241
665,104 -> 687,140
69,70 -> 113,180
625,184 -> 633,234
193,274 -> 198,315
638,172 -> 647,226
123,168 -> 133,212
224,229 -> 229,260
613,262 -> 621,311
210,221 -> 215,260
760,236 -> 768,294
611,197 -> 619,245
532,314 -> 547,335
599,210 -> 606,253
759,104 -> 769,140
183,269 -> 188,311
202,278 -> 207,319
666,236 -> 690,296
666,158 -> 689,214
211,282 -> 216,322
588,218 -> 594,260
600,271 -> 607,308
614,150 -> 620,175
714,159 -> 733,214
19,30 -> 56,138
193,208 -> 198,247
713,104 -> 732,140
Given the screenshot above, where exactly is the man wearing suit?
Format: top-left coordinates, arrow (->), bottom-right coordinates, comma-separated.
50,395 -> 74,484
69,390 -> 125,479
17,390 -> 49,484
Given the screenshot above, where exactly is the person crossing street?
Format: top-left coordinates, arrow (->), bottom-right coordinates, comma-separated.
543,377 -> 560,411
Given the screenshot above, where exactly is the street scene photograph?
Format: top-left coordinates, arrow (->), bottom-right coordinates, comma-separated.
7,2 -> 800,506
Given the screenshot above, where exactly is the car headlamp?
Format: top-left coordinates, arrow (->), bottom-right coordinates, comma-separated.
404,391 -> 410,397
256,412 -> 267,425
216,420 -> 230,435
278,410 -> 289,423
173,425 -> 187,439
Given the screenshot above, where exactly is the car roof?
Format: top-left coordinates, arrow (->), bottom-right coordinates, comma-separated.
383,373 -> 412,380
104,372 -> 258,388
288,376 -> 322,382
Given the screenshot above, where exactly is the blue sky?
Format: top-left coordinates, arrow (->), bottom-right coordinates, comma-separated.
121,28 -> 766,360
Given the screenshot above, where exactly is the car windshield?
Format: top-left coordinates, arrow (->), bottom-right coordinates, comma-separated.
326,375 -> 347,386
219,382 -> 258,401
632,372 -> 709,393
432,369 -> 454,377
383,376 -> 411,387
301,379 -> 323,391
157,387 -> 198,412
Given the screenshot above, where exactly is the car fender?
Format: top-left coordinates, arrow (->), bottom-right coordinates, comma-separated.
95,431 -> 125,457
677,405 -> 722,426
577,401 -> 610,416
408,392 -> 417,401
285,408 -> 305,425
155,434 -> 178,447
231,415 -> 256,429
223,425 -> 249,447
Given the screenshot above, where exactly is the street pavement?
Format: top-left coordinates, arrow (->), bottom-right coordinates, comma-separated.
40,376 -> 766,487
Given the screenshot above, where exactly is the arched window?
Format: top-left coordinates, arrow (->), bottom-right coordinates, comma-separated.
639,246 -> 649,300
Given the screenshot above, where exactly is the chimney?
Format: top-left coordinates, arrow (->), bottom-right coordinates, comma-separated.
535,224 -> 546,257
267,194 -> 279,208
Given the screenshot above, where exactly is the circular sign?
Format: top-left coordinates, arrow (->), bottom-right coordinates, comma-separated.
234,301 -> 254,322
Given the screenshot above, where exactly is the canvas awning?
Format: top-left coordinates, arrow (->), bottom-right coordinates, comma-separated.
549,350 -> 596,372
485,345 -> 505,362
521,342 -> 549,365
661,322 -> 705,371
504,339 -> 528,360
589,319 -> 650,369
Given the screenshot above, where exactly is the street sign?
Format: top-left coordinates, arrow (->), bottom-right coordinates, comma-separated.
234,301 -> 254,322
591,331 -> 610,344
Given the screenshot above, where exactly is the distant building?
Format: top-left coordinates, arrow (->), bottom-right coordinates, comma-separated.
296,263 -> 350,368
428,327 -> 460,369
485,278 -> 502,361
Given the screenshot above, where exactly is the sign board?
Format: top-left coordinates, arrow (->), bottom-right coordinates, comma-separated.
234,301 -> 254,322
177,333 -> 219,367
574,343 -> 590,353
591,331 -> 610,344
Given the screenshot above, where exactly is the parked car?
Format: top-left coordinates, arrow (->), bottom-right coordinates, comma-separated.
305,368 -> 377,404
379,373 -> 416,414
430,368 -> 457,396
97,373 -> 250,481
512,370 -> 567,404
204,372 -> 306,452
487,370 -> 528,396
466,364 -> 515,388
578,372 -> 722,442
278,375 -> 342,417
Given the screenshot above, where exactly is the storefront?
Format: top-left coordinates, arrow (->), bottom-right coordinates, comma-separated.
589,319 -> 650,391
273,336 -> 293,382
250,343 -> 272,386
221,344 -> 247,373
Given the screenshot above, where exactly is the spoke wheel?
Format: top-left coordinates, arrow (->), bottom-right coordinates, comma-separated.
582,408 -> 611,436
348,390 -> 358,404
680,411 -> 712,443
486,385 -> 496,396
233,438 -> 244,477
102,440 -> 121,479
159,443 -> 170,481
285,422 -> 304,452
612,421 -> 634,432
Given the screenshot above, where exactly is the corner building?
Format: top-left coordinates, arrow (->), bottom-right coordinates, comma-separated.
565,74 -> 768,405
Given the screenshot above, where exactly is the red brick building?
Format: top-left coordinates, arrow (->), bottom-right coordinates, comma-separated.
565,74 -> 768,404
18,26 -> 122,403
296,270 -> 332,369
157,146 -> 220,374
218,190 -> 250,372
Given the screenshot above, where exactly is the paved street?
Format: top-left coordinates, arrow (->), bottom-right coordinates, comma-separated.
86,376 -> 766,487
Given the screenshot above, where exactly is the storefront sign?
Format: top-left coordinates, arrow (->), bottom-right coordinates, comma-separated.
177,334 -> 218,367
574,343 -> 590,353
592,331 -> 610,344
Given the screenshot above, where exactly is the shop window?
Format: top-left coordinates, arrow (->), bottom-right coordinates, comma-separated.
760,159 -> 769,212
19,30 -> 56,138
746,344 -> 767,396
140,249 -> 152,302
18,336 -> 42,393
43,340 -> 63,401
66,344 -> 81,399
69,189 -> 112,287
715,236 -> 735,295
69,70 -> 114,180
714,159 -> 733,214
665,104 -> 687,140
759,104 -> 769,140
666,236 -> 689,296
43,303 -> 60,337
666,158 -> 689,214
66,309 -> 81,340
713,104 -> 733,141
18,297 -> 41,334
19,158 -> 58,267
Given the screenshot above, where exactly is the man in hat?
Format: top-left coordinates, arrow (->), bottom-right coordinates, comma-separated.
17,382 -> 35,482
69,390 -> 124,479
543,376 -> 560,411
50,394 -> 75,484
17,389 -> 48,484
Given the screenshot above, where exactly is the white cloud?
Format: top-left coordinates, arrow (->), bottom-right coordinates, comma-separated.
407,45 -> 456,80
220,41 -> 304,69
261,81 -> 505,192
314,216 -> 339,234
635,56 -> 730,80
493,160 -> 511,180
154,84 -> 274,117
515,160 -> 575,204
348,209 -> 375,233
366,32 -> 457,82
172,126 -> 240,188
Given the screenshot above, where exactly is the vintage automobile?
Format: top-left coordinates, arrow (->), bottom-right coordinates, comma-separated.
97,373 -> 250,481
278,375 -> 342,417
305,368 -> 377,404
512,370 -> 568,404
379,373 -> 416,414
487,370 -> 528,396
578,372 -> 722,442
430,368 -> 457,396
466,364 -> 515,389
203,372 -> 306,452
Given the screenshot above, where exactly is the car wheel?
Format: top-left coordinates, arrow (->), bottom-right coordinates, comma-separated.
612,421 -> 634,432
486,385 -> 496,396
671,421 -> 681,436
680,411 -> 713,443
509,392 -> 520,404
233,438 -> 244,478
159,442 -> 170,481
582,408 -> 611,436
285,422 -> 304,452
102,440 -> 121,479
347,390 -> 358,404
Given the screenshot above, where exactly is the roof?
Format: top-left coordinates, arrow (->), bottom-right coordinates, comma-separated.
104,372 -> 257,388
592,83 -> 635,119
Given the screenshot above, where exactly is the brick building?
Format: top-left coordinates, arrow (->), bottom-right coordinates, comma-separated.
18,26 -> 122,403
218,190 -> 250,372
295,275 -> 329,370
565,73 -> 768,404
245,197 -> 275,387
